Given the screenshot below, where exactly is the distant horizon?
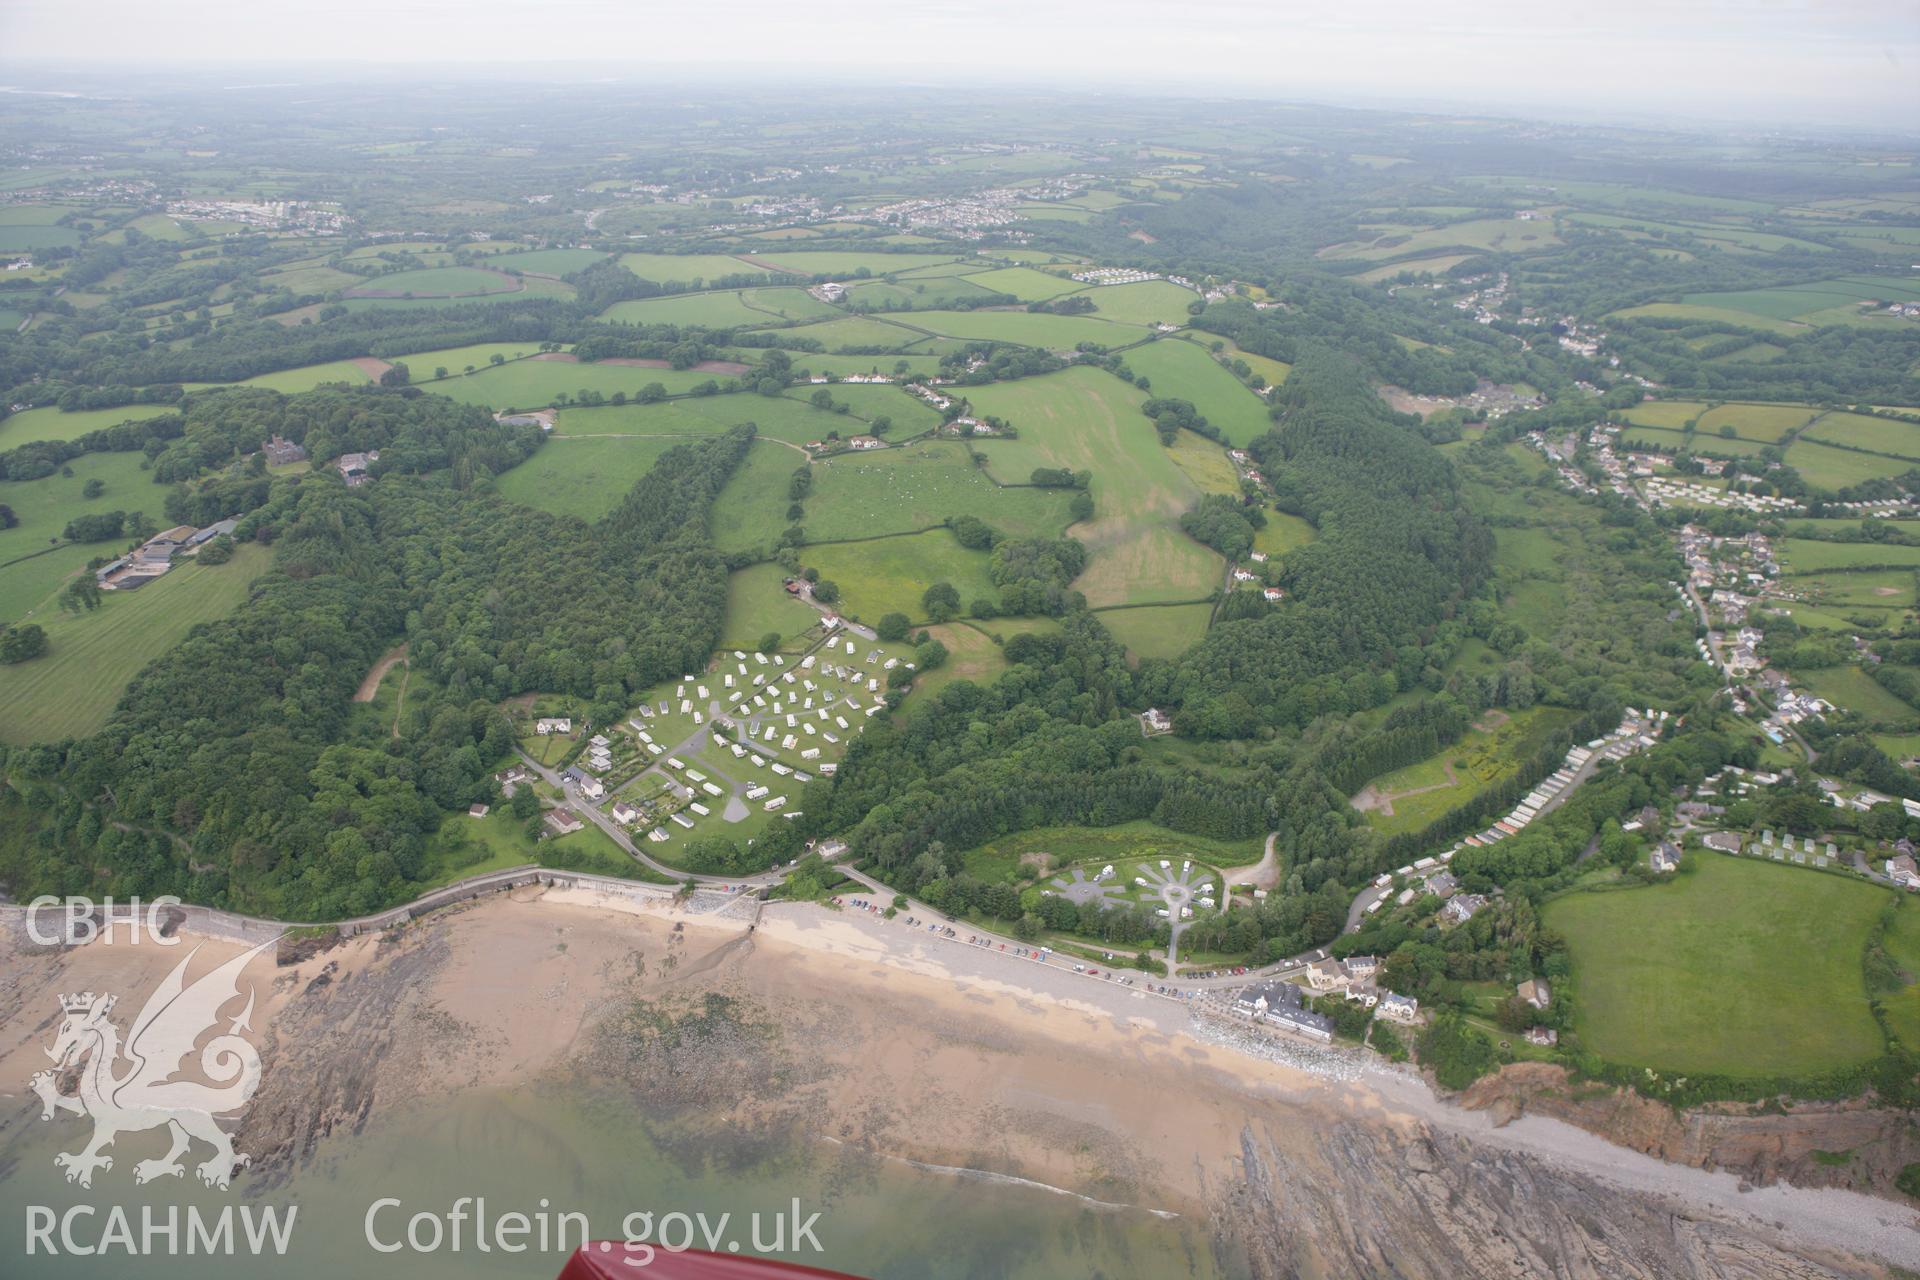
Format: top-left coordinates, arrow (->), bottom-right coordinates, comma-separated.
0,58 -> 1913,143
0,0 -> 1912,132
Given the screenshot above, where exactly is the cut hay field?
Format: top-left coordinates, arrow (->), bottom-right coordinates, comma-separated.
1165,432 -> 1243,496
1545,854 -> 1887,1078
1096,603 -> 1212,659
746,315 -> 928,352
805,440 -> 1074,543
719,563 -> 821,651
798,529 -> 997,624
0,451 -> 163,624
1123,338 -> 1273,445
493,437 -> 687,520
0,401 -> 179,448
0,544 -> 271,746
965,366 -> 1221,607
904,309 -> 1148,350
601,287 -> 842,328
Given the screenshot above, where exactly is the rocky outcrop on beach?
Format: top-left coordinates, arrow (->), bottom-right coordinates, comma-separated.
1218,1120 -> 1888,1279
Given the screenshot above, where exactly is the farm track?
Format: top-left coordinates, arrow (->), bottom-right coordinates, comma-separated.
351,643 -> 409,703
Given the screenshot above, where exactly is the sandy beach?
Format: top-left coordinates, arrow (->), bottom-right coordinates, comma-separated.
4,887 -> 1917,1278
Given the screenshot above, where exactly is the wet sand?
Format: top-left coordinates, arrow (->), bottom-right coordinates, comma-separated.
4,889 -> 1918,1277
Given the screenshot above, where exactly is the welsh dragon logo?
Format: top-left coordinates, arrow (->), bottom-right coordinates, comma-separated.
30,939 -> 273,1190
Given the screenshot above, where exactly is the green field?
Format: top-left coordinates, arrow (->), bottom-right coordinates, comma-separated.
1620,425 -> 1770,456
338,276 -> 572,312
719,563 -> 821,650
1084,279 -> 1200,326
1784,438 -> 1909,489
1778,538 -> 1920,572
1096,603 -> 1212,659
602,287 -> 842,328
234,359 -> 376,394
957,265 -> 1086,302
618,252 -> 781,286
1321,216 -> 1560,262
487,248 -> 609,275
746,314 -> 928,352
958,820 -> 1263,885
1254,513 -> 1317,558
798,528 -> 998,623
903,309 -> 1147,349
556,392 -> 857,448
805,440 -> 1074,543
393,341 -> 556,375
842,275 -> 1000,310
428,358 -> 739,412
0,544 -> 271,744
0,401 -> 180,447
965,366 -> 1222,607
1878,902 -> 1920,1052
1122,338 -> 1273,445
737,250 -> 965,277
1546,854 -> 1888,1077
781,353 -> 946,380
345,266 -> 523,297
0,451 -> 164,624
493,436 -> 687,520
1798,664 -> 1919,723
785,382 -> 941,432
1165,432 -> 1243,496
1802,411 -> 1920,459
711,438 -> 807,554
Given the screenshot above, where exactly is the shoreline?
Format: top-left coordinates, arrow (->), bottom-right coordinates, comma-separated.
6,886 -> 1918,1275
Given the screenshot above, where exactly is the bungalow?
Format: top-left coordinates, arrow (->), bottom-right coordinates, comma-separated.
1524,1026 -> 1559,1047
1701,831 -> 1742,854
468,804 -> 490,819
1650,843 -> 1680,874
544,808 -> 584,835
1887,854 -> 1920,890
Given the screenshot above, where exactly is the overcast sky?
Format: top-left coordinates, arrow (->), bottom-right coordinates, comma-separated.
2,0 -> 1915,129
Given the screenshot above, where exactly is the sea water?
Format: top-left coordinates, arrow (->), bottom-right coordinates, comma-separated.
0,1084 -> 1244,1279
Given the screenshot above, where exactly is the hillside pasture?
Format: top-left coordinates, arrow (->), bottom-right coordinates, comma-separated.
1802,411 -> 1920,459
344,266 -> 523,298
492,436 -> 687,520
0,401 -> 180,448
804,440 -> 1075,543
555,393 -> 854,448
958,266 -> 1087,302
601,287 -> 842,328
964,366 -> 1221,607
746,315 -> 928,352
429,358 -> 741,412
1123,338 -> 1273,445
486,248 -> 609,275
617,252 -> 778,286
1083,279 -> 1201,326
798,529 -> 998,623
1545,854 -> 1887,1078
736,250 -> 965,277
719,563 -> 821,651
0,545 -> 271,745
1784,438 -> 1910,489
711,438 -> 807,554
905,309 -> 1148,350
1097,603 -> 1212,659
0,451 -> 164,624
